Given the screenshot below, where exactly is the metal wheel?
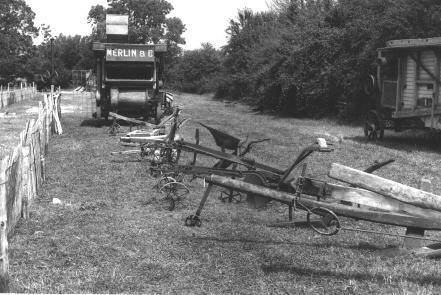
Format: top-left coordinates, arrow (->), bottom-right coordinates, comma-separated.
307,207 -> 341,236
185,215 -> 201,227
108,120 -> 120,136
159,181 -> 190,211
364,110 -> 384,141
155,176 -> 177,192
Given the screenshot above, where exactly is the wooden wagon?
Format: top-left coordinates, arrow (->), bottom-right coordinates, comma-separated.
365,37 -> 441,139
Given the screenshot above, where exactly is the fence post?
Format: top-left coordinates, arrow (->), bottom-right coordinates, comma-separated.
0,156 -> 9,292
6,85 -> 9,108
0,85 -> 2,109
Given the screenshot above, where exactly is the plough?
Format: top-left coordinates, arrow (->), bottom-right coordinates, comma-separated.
110,108 -> 441,256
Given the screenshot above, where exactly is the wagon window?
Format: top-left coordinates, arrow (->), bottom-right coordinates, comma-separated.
382,56 -> 398,81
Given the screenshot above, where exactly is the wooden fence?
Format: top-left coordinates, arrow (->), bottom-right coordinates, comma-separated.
0,89 -> 62,292
0,83 -> 37,109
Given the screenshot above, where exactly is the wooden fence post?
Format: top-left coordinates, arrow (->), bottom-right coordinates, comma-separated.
6,85 -> 9,108
21,146 -> 30,219
0,156 -> 9,292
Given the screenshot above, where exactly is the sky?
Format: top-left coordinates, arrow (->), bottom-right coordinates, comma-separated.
25,0 -> 270,49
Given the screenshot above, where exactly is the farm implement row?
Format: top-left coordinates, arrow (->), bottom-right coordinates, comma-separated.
109,106 -> 441,257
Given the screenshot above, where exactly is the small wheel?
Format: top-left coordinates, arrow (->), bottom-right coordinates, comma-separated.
307,207 -> 341,236
185,215 -> 201,227
364,110 -> 384,141
160,181 -> 190,210
108,121 -> 120,136
155,176 -> 177,192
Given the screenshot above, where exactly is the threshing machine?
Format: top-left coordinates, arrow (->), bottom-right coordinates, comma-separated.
92,15 -> 170,122
364,37 -> 441,139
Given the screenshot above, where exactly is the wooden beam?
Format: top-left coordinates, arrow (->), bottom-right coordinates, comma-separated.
0,157 -> 9,292
329,163 -> 441,212
299,197 -> 441,230
393,107 -> 441,118
301,178 -> 441,220
108,112 -> 150,126
207,174 -> 295,205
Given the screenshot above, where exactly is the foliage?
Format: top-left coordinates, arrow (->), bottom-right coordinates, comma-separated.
214,0 -> 441,120
0,0 -> 38,83
27,35 -> 95,89
87,0 -> 186,83
87,0 -> 186,55
167,43 -> 223,94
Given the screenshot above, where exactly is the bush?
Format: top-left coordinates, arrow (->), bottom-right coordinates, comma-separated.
167,43 -> 223,94
214,0 -> 441,120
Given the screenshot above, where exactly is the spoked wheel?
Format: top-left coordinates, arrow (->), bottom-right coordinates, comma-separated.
155,176 -> 177,192
364,110 -> 384,141
108,120 -> 121,136
307,207 -> 341,236
159,181 -> 190,211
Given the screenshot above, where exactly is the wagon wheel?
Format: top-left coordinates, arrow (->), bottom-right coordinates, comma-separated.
159,181 -> 190,211
306,207 -> 341,236
364,110 -> 384,141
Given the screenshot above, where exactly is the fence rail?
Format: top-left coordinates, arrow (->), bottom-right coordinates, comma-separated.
0,88 -> 62,292
0,83 -> 37,109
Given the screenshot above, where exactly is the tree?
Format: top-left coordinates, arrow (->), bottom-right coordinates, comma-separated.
88,0 -> 186,48
214,0 -> 441,119
88,4 -> 107,42
168,43 -> 223,93
0,0 -> 38,83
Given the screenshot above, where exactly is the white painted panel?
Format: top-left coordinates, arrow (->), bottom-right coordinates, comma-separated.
419,50 -> 436,80
403,56 -> 416,109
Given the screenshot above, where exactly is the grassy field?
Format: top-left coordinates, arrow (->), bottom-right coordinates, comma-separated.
7,92 -> 441,294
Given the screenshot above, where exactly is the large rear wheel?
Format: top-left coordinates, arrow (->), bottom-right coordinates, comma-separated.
364,110 -> 384,141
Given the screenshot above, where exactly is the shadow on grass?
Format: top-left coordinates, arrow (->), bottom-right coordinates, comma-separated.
192,236 -> 385,251
348,130 -> 441,153
80,118 -> 113,128
261,263 -> 441,286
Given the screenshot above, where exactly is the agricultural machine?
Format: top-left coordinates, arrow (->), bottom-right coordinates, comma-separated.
92,14 -> 172,122
110,109 -> 441,256
365,37 -> 441,140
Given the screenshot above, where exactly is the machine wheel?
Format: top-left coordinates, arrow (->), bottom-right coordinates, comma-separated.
307,207 -> 341,236
185,215 -> 202,227
159,181 -> 190,211
243,173 -> 269,209
364,110 -> 384,141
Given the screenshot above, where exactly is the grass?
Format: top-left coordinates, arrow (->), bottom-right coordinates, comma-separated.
7,91 -> 441,294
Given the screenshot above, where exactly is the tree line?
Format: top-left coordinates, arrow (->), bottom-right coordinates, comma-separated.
169,0 -> 441,120
3,0 -> 441,119
0,0 -> 185,89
